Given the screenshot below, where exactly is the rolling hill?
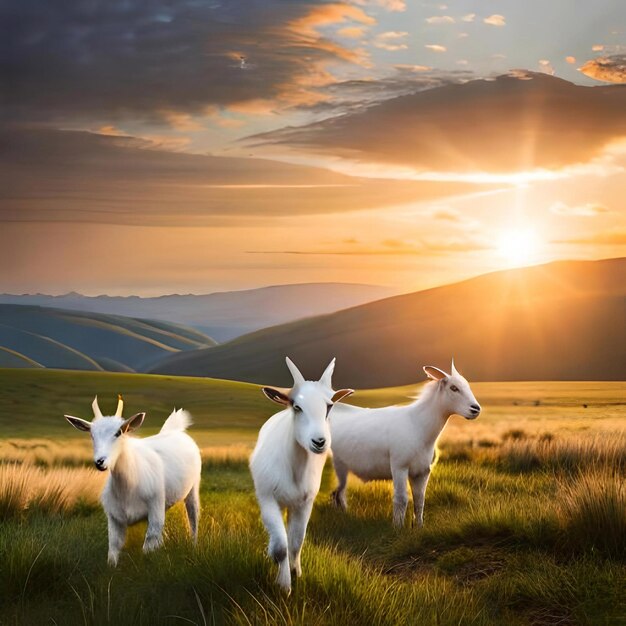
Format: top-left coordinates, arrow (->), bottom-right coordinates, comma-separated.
148,258 -> 626,387
0,305 -> 216,372
0,283 -> 394,342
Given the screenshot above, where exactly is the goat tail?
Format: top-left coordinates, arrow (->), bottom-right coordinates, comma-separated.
160,408 -> 193,433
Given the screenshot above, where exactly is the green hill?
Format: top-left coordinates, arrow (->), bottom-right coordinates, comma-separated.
148,258 -> 626,387
0,305 -> 216,373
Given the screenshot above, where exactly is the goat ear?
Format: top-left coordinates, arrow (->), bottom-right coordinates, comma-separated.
64,415 -> 92,432
423,366 -> 448,381
262,387 -> 291,406
332,389 -> 354,403
121,412 -> 145,433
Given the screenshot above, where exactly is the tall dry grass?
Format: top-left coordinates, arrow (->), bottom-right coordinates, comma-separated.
0,463 -> 104,518
0,438 -> 93,467
557,470 -> 626,559
441,431 -> 626,474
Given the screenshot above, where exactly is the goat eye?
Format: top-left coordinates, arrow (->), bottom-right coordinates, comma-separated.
450,385 -> 459,393
293,404 -> 302,413
326,403 -> 333,417
115,430 -> 122,438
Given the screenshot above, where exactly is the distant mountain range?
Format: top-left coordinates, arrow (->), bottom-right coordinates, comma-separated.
0,283 -> 394,342
148,258 -> 626,387
0,305 -> 215,372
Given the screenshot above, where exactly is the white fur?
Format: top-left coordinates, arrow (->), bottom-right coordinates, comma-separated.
65,403 -> 201,565
249,357 -> 353,593
329,361 -> 481,528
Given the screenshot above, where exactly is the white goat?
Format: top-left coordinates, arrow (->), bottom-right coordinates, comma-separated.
329,360 -> 481,528
250,357 -> 353,593
65,396 -> 202,565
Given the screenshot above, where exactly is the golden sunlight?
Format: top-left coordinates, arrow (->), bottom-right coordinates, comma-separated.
495,228 -> 540,267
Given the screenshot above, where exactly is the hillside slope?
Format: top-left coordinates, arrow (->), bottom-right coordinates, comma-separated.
0,283 -> 394,341
149,258 -> 626,387
0,305 -> 216,372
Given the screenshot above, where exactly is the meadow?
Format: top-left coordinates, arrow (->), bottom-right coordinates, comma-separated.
0,369 -> 624,625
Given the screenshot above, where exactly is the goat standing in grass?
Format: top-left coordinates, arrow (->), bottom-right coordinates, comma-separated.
329,360 -> 481,528
64,396 -> 201,565
250,357 -> 354,593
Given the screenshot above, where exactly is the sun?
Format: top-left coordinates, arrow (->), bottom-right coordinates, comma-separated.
495,228 -> 540,267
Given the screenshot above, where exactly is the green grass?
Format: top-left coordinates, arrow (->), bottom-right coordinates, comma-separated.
0,369 -> 624,624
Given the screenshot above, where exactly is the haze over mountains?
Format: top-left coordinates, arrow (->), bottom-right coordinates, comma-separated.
149,258 -> 626,387
0,305 -> 215,372
0,283 -> 394,342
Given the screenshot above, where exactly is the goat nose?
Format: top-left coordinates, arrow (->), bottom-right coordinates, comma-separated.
312,437 -> 326,448
470,404 -> 481,414
95,457 -> 105,468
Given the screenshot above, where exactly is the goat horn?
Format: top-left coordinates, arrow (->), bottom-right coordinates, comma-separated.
451,358 -> 459,376
285,357 -> 305,386
319,357 -> 336,388
92,395 -> 103,419
115,394 -> 124,417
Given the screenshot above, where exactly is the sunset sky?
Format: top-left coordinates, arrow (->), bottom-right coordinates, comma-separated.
1,0 -> 625,295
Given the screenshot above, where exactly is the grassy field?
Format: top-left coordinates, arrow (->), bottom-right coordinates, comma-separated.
0,369 -> 624,625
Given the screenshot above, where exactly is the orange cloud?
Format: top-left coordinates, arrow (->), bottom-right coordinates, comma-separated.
289,4 -> 375,38
425,44 -> 447,52
365,0 -> 406,11
251,73 -> 626,174
580,55 -> 626,84
554,231 -> 626,245
159,111 -> 204,131
338,26 -> 368,38
249,236 -> 489,256
97,125 -> 125,136
566,56 -> 576,64
550,202 -> 609,217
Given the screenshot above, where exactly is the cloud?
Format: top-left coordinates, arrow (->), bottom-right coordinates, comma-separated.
592,45 -> 605,52
1,0 -> 376,125
0,126 -> 489,226
483,14 -> 506,27
292,65 -> 473,114
248,236 -> 489,256
431,208 -> 463,222
579,54 -> 626,84
565,56 -> 576,64
374,31 -> 408,51
425,44 -> 447,52
461,14 -> 475,23
554,231 -> 626,246
549,202 -> 609,217
338,26 -> 368,38
372,0 -> 406,11
425,16 -> 455,24
248,73 -> 626,174
538,59 -> 555,76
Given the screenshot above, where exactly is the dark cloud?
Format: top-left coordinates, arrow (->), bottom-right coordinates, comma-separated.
0,126 -> 491,225
0,0 -> 373,124
248,72 -> 626,173
580,54 -> 626,84
298,65 -> 474,115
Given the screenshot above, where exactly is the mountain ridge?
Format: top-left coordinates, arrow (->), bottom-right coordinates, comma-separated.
148,258 -> 626,387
